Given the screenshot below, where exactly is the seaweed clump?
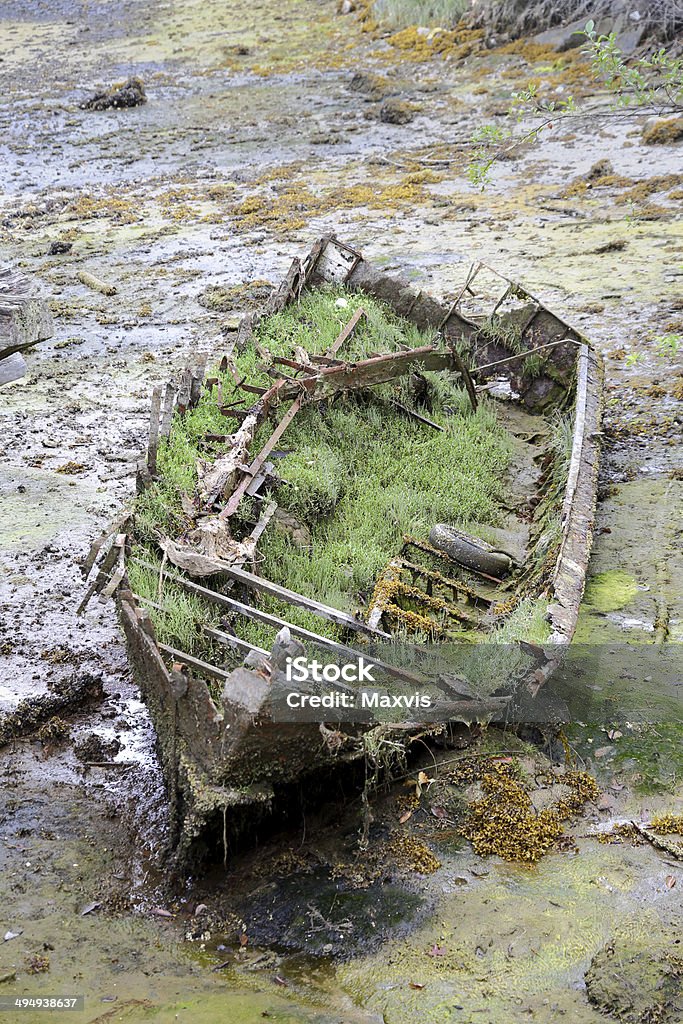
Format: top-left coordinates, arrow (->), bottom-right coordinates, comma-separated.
460,760 -> 599,863
642,116 -> 683,145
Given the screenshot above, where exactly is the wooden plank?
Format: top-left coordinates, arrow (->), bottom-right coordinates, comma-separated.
387,397 -> 444,432
193,588 -> 422,684
280,345 -> 458,400
147,386 -> 162,475
204,627 -> 269,659
221,394 -> 305,519
249,499 -> 278,544
328,306 -> 366,356
159,383 -> 176,437
157,641 -> 232,682
245,461 -> 275,497
0,352 -> 28,386
131,556 -> 392,639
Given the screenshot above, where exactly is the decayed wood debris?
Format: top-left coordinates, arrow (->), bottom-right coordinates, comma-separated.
0,266 -> 53,385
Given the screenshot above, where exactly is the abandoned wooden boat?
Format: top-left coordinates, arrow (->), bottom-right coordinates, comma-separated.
82,235 -> 602,861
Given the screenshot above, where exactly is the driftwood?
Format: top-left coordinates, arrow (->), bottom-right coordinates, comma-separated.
0,266 -> 53,382
77,269 -> 117,296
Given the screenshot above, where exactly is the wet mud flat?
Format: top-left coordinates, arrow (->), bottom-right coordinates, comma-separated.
1,0 -> 682,1021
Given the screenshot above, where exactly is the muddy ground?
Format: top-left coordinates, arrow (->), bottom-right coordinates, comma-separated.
0,2 -> 682,1022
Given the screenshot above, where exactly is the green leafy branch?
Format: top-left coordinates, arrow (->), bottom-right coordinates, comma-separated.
467,22 -> 683,189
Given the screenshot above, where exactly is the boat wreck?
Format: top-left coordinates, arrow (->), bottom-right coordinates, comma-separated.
82,236 -> 602,863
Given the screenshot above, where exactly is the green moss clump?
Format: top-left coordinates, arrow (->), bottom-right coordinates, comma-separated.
583,570 -> 638,613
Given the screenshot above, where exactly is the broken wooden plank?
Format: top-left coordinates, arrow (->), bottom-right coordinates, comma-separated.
159,383 -> 176,437
328,305 -> 366,356
387,397 -> 445,432
181,584 -> 422,684
147,386 -> 163,475
278,345 -> 459,400
204,627 -> 269,660
245,461 -> 275,497
221,394 -> 305,519
132,556 -> 391,639
156,641 -> 232,682
0,265 -> 53,363
249,499 -> 278,544
196,410 -> 259,510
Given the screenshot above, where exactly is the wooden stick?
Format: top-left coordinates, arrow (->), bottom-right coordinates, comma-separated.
147,386 -> 162,475
159,383 -> 176,437
201,593 -> 422,684
249,499 -> 278,543
203,627 -> 269,659
131,556 -> 391,639
157,641 -> 232,682
387,397 -> 445,432
328,306 -> 366,356
473,337 -> 579,374
221,394 -> 305,519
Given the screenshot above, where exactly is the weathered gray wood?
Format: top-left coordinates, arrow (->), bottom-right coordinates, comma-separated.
132,555 -> 391,639
179,583 -> 422,684
204,626 -> 269,659
222,395 -> 305,518
77,269 -> 116,296
0,352 -> 28,386
0,266 -> 53,362
157,641 -> 232,682
249,499 -> 278,543
159,383 -> 176,437
274,345 -> 459,401
147,386 -> 163,475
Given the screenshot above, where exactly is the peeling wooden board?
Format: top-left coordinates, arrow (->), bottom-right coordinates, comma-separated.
0,265 -> 53,363
0,352 -> 28,386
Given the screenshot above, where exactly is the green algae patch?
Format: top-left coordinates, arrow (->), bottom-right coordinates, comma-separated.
586,928 -> 683,1023
336,846 -> 664,1024
583,570 -> 638,614
133,991 -> 321,1024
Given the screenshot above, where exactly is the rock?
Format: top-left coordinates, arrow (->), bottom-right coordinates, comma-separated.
529,783 -> 573,813
531,18 -> 587,52
429,524 -> 513,578
642,117 -> 683,146
73,731 -> 121,763
348,71 -> 392,102
81,76 -> 146,111
379,99 -> 417,125
47,241 -> 72,255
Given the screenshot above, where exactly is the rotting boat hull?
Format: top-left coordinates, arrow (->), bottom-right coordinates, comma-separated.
94,235 -> 602,863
